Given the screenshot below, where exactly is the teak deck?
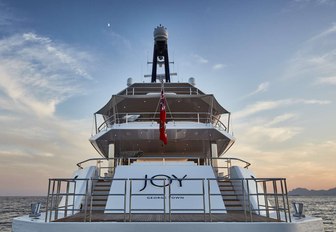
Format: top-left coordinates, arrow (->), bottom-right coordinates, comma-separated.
55,211 -> 280,223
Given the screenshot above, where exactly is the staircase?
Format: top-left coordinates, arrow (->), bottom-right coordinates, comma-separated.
88,179 -> 112,213
218,179 -> 244,212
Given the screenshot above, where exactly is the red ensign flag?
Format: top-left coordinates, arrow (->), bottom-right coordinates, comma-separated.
159,90 -> 168,144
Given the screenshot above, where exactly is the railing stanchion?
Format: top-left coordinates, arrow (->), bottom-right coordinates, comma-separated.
280,180 -> 287,222
45,179 -> 51,222
273,180 -> 280,220
242,179 -> 247,222
54,180 -> 61,220
163,179 -> 166,222
124,179 -> 127,222
208,179 -> 212,222
255,179 -> 260,215
72,181 -> 76,216
169,181 -> 172,222
284,179 -> 291,222
246,179 -> 253,222
89,178 -> 94,222
202,179 -> 206,222
129,179 -> 132,222
49,180 -> 55,222
65,181 -> 70,217
263,180 -> 269,218
83,179 -> 89,222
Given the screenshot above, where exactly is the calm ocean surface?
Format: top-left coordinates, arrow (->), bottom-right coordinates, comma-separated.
1,196 -> 335,232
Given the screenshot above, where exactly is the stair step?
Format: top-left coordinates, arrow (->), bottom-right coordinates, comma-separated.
94,189 -> 110,193
218,184 -> 233,188
86,179 -> 113,213
222,196 -> 239,201
94,185 -> 111,190
219,186 -> 235,191
217,179 -> 244,212
88,206 -> 106,211
89,202 -> 106,206
91,195 -> 109,200
226,207 -> 244,211
95,181 -> 112,186
224,200 -> 242,206
90,198 -> 108,202
220,190 -> 236,195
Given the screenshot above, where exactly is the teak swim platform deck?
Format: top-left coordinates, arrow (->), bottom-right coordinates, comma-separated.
55,212 -> 280,223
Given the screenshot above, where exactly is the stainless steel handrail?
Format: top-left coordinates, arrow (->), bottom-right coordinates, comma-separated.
122,86 -> 200,96
207,177 -> 291,222
94,111 -> 231,134
45,176 -> 291,223
76,156 -> 250,170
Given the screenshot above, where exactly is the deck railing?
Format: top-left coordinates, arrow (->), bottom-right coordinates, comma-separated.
121,85 -> 201,96
207,178 -> 291,222
76,157 -> 251,178
45,177 -> 291,223
94,112 -> 230,134
43,157 -> 294,224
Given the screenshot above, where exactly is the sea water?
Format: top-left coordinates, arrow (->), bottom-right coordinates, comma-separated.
1,196 -> 335,232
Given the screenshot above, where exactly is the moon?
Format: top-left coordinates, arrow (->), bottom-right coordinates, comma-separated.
107,23 -> 111,27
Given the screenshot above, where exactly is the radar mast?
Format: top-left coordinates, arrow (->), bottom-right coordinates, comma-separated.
151,25 -> 171,83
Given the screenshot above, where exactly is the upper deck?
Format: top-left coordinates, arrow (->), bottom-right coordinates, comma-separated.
90,82 -> 235,158
94,82 -> 229,128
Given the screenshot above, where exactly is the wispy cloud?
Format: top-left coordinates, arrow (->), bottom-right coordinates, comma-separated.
192,54 -> 208,64
241,124 -> 302,143
234,98 -> 330,119
0,32 -> 95,194
107,29 -> 132,50
0,33 -> 92,117
316,76 -> 336,85
294,0 -> 336,5
0,1 -> 14,27
284,24 -> 336,81
230,136 -> 336,190
265,113 -> 297,126
241,82 -> 270,99
309,23 -> 336,41
212,63 -> 226,70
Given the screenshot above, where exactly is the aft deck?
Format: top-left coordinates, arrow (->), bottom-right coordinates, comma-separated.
55,211 -> 280,223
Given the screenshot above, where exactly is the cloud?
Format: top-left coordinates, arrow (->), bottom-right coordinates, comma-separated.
265,113 -> 297,126
107,30 -> 132,50
284,24 -> 336,81
243,125 -> 301,143
230,137 -> 336,190
241,82 -> 270,99
212,63 -> 226,70
316,76 -> 336,85
309,23 -> 336,41
0,32 -> 96,195
0,33 -> 92,117
0,1 -> 14,27
232,112 -> 301,145
192,54 -> 208,64
293,0 -> 336,6
234,98 -> 330,119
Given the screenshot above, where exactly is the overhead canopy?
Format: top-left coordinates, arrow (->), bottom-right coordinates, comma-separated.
96,94 -> 229,116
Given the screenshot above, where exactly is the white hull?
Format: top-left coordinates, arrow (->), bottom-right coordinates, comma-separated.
13,214 -> 324,232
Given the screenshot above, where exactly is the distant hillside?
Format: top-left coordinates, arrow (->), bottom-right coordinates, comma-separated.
288,187 -> 336,196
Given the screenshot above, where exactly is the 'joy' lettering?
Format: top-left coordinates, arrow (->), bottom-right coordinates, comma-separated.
139,174 -> 187,191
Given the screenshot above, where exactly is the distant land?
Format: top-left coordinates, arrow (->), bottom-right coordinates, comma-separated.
288,187 -> 336,196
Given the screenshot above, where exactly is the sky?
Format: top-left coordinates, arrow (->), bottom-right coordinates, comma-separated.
0,0 -> 335,196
